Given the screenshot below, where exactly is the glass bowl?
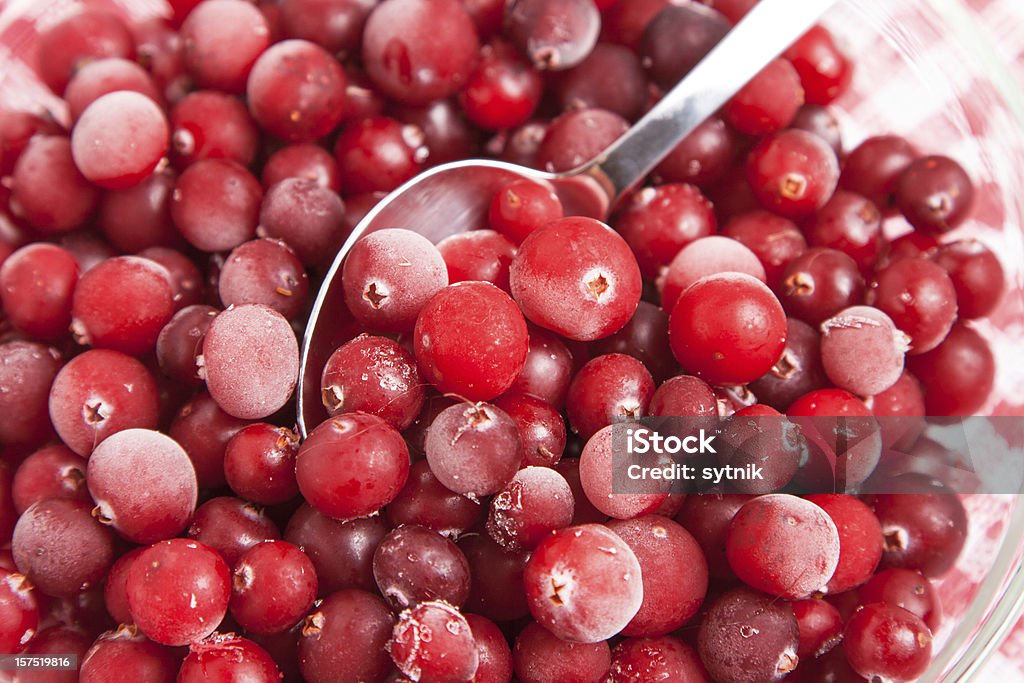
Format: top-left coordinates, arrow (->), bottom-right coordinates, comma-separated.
2,0 -> 1023,680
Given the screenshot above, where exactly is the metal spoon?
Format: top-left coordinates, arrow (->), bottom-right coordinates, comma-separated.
297,0 -> 839,436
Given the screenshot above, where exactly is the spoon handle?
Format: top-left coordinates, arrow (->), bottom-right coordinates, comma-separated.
577,0 -> 839,204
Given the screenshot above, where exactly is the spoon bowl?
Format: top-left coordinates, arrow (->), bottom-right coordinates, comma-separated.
297,0 -> 839,435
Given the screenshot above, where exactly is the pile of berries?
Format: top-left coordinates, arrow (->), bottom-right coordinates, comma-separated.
0,0 -> 1006,681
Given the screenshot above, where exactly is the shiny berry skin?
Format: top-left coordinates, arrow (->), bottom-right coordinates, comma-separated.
460,533 -> 530,622
341,228 -> 448,333
278,0 -> 376,54
641,2 -> 729,89
669,272 -> 787,386
869,258 -> 958,354
179,633 -> 282,683
555,42 -> 647,120
749,317 -> 827,412
87,428 -> 198,544
230,540 -> 317,634
907,323 -> 995,415
566,353 -> 655,440
656,116 -> 736,188
0,243 -> 79,341
247,40 -> 348,142
12,498 -> 115,597
218,238 -> 309,320
333,116 -> 427,194
524,524 -> 643,643
724,57 -> 804,136
460,39 -> 543,131
48,349 -> 160,457
70,255 -> 175,355
181,0 -> 271,93
607,515 -> 708,637
71,92 -> 168,190
510,217 -> 641,341
488,178 -> 564,245
930,239 -> 1004,319
11,444 -> 87,513
494,391 -> 567,467
187,497 -> 280,568
844,603 -> 932,682
792,598 -> 843,659
840,135 -> 919,213
895,155 -> 974,233
860,568 -> 941,631
507,0 -> 600,71
387,459 -> 483,537
779,247 -> 866,326
697,587 -> 799,683
784,25 -> 853,105
415,281 -> 529,401
296,412 -> 410,520
726,494 -> 840,599
804,190 -> 883,271
298,589 -> 395,683
513,621 -> 611,683
373,525 -> 471,610
863,483 -> 968,578
805,494 -> 883,594
437,229 -> 517,292
536,107 -> 629,172
79,625 -> 179,683
284,505 -> 387,593
170,90 -> 259,168
362,0 -> 480,105
126,539 -> 231,646
747,129 -> 840,219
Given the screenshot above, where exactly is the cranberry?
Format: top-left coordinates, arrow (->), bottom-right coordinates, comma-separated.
362,0 -> 480,104
615,183 -> 717,282
79,626 -> 179,683
333,116 -> 427,194
460,40 -> 543,131
840,135 -> 919,213
425,401 -> 522,497
524,524 -> 643,643
607,515 -> 708,637
488,178 -> 564,245
437,229 -> 517,292
749,318 -> 828,411
64,57 -> 161,122
180,0 -> 270,94
297,590 -> 394,683
536,108 -> 629,172
219,238 -> 309,320
725,57 -> 804,136
869,258 -> 958,354
641,3 -> 730,89
169,391 -> 250,488
895,155 -> 975,233
791,104 -> 844,155
171,159 -> 263,252
779,247 -> 866,326
224,423 -> 300,506
247,40 -> 348,142
494,392 -> 567,467
907,323 -> 995,415
566,353 -> 655,440
71,91 -> 168,190
819,305 -> 908,397
258,177 -> 347,267
460,533 -> 531,621
261,143 -> 341,193
187,497 -> 280,568
792,598 -> 843,659
169,90 -> 259,168
0,568 -> 39,653
697,587 -> 799,683
510,217 -> 641,341
296,412 -> 409,519
660,235 -> 766,312
487,466 -> 574,552
373,525 -> 471,610
607,636 -> 708,682
0,342 -> 62,447
747,129 -> 840,219
10,136 -> 99,234
36,9 -> 135,95
467,613 -> 514,683
860,568 -> 942,631
507,0 -> 600,71
844,603 -> 932,681
513,621 -> 611,683
804,190 -> 883,271
230,540 -> 317,634
669,272 -> 787,386
804,494 -> 884,594
387,458 -> 482,537
179,634 -> 282,682
580,425 -> 670,520
784,25 -> 853,105
284,504 -> 387,593
930,239 -> 1004,319
555,43 -> 646,121
98,169 -> 181,253
390,600 -> 479,681
278,0 -> 376,55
